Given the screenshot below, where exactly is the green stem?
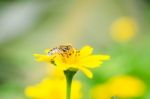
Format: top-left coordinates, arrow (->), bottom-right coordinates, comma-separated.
64,70 -> 76,99
111,96 -> 118,99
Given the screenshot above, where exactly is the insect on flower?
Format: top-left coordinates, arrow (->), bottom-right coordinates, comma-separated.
48,44 -> 76,57
34,44 -> 110,78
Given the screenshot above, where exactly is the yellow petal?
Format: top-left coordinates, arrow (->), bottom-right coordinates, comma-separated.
99,55 -> 110,60
80,45 -> 93,57
54,56 -> 69,70
79,55 -> 110,68
79,67 -> 93,78
82,61 -> 103,68
79,55 -> 103,68
33,54 -> 51,62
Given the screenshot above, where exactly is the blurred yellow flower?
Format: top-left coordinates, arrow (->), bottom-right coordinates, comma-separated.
91,75 -> 146,99
111,17 -> 138,42
49,66 -> 66,80
34,45 -> 110,78
25,78 -> 82,99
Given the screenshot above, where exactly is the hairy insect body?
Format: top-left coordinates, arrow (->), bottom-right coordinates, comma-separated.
48,48 -> 60,56
48,45 -> 74,57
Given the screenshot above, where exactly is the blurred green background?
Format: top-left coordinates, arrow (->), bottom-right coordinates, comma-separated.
0,0 -> 150,99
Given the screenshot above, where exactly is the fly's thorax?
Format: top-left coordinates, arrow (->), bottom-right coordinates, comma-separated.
57,45 -> 74,58
58,45 -> 73,53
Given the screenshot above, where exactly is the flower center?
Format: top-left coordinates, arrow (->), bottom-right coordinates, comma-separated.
48,45 -> 80,65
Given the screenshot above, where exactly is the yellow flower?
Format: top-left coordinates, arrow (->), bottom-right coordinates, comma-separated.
91,75 -> 146,99
111,17 -> 138,42
25,78 -> 82,99
34,45 -> 110,78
